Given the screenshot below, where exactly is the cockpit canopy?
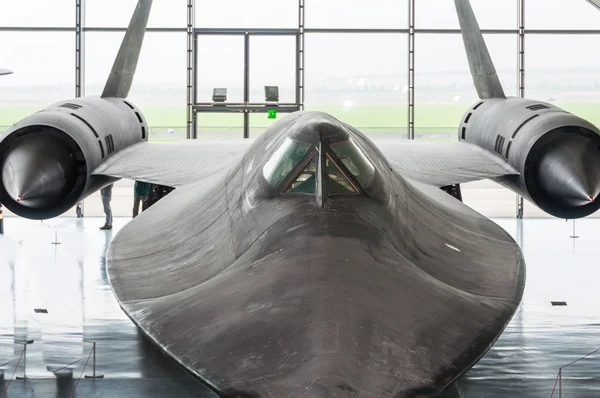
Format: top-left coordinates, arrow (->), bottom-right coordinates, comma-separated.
262,123 -> 375,197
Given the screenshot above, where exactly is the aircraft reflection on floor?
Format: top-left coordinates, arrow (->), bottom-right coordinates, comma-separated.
1,218 -> 600,397
0,218 -> 213,398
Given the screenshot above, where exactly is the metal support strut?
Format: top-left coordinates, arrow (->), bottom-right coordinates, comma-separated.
186,0 -> 195,139
15,340 -> 34,381
407,0 -> 416,140
85,342 -> 104,379
75,0 -> 86,217
243,32 -> 250,139
296,0 -> 305,111
516,0 -> 526,219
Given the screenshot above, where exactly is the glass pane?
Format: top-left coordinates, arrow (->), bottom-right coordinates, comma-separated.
197,114 -> 244,139
527,0 -> 600,29
250,36 -> 296,103
0,0 -> 74,27
416,0 -> 516,29
415,34 -> 516,140
527,35 -> 600,140
285,156 -> 317,194
330,139 -> 375,188
326,154 -> 358,195
196,0 -> 297,28
305,34 -> 406,138
197,36 -> 244,103
0,32 -> 74,129
86,32 -> 187,141
86,0 -> 187,27
263,138 -> 311,187
306,0 -> 407,29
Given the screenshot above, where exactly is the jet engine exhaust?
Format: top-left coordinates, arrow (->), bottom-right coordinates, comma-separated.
538,134 -> 600,206
528,129 -> 600,218
0,127 -> 86,219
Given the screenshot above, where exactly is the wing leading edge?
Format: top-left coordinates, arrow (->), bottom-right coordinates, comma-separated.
375,140 -> 518,187
92,140 -> 253,187
93,136 -> 518,189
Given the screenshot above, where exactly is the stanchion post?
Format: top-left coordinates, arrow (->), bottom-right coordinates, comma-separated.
559,368 -> 562,398
570,220 -> 579,239
84,342 -> 104,379
15,340 -> 34,381
0,203 -> 4,235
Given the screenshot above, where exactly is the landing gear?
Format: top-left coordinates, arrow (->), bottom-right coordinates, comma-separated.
76,202 -> 84,218
440,184 -> 463,202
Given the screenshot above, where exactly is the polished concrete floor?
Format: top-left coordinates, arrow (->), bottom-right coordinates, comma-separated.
0,217 -> 599,397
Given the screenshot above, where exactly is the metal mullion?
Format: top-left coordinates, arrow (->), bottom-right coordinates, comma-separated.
408,0 -> 415,140
186,0 -> 195,139
516,0 -> 526,219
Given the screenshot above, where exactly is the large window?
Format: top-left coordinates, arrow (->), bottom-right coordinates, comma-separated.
86,0 -> 187,28
305,33 -> 406,137
0,0 -> 74,27
250,36 -> 296,104
527,35 -> 600,129
415,0 -> 516,29
196,0 -> 297,28
86,32 -> 187,141
0,32 -> 74,129
527,0 -> 600,30
414,33 -> 516,139
306,0 -> 407,29
3,1 -> 600,217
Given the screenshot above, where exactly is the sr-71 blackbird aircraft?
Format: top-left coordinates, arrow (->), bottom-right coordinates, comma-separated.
2,0 -> 600,396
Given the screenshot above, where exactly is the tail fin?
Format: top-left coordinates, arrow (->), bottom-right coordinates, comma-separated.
454,0 -> 505,99
101,0 -> 153,98
586,0 -> 600,10
0,69 -> 12,76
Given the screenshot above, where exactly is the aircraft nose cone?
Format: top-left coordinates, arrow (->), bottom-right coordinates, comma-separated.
1,134 -> 73,208
537,134 -> 600,207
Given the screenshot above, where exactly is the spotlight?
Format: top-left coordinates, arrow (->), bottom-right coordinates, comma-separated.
212,88 -> 227,104
265,86 -> 279,104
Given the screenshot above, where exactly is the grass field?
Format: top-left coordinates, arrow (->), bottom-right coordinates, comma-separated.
1,102 -> 599,138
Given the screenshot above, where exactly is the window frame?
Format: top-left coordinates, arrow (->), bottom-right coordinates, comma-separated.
283,152 -> 318,195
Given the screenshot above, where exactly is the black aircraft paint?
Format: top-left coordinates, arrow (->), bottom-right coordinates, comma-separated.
1,0 -> 600,396
107,111 -> 526,396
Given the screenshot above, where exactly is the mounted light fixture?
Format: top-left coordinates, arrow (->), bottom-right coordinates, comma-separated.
212,88 -> 227,104
265,86 -> 279,103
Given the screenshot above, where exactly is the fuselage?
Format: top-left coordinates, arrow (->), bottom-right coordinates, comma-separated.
107,112 -> 525,397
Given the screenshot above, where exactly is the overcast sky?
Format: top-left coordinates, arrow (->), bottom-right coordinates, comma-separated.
0,0 -> 599,100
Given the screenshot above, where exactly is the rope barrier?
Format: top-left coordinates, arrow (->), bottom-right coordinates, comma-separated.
0,360 -> 13,368
52,357 -> 84,375
1,349 -> 25,398
70,346 -> 94,398
549,369 -> 561,398
550,347 -> 600,397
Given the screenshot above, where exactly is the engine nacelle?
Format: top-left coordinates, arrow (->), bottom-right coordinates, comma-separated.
0,97 -> 148,219
460,98 -> 600,218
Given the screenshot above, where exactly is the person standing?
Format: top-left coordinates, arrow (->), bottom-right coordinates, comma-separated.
100,184 -> 113,230
133,181 -> 151,218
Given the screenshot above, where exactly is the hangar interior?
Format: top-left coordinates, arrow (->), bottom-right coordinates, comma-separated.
1,1 -> 600,397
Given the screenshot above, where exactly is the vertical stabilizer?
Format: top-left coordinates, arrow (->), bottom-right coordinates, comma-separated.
101,0 -> 153,98
586,0 -> 600,10
454,0 -> 505,99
